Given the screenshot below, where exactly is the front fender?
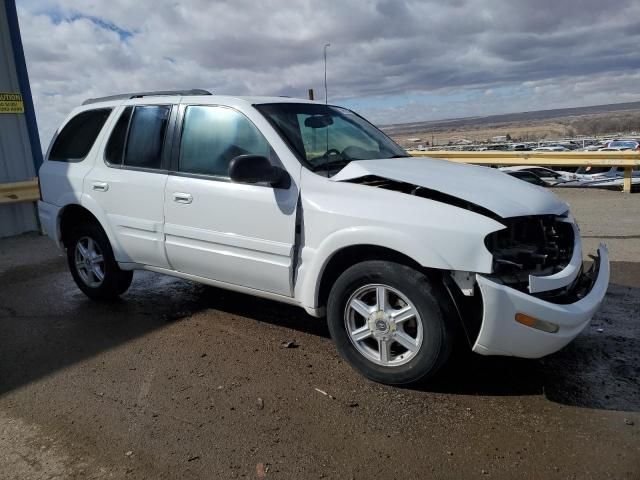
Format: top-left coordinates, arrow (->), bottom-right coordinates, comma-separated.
295,224 -> 493,311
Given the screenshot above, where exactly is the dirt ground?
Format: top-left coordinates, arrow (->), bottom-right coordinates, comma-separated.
0,188 -> 638,479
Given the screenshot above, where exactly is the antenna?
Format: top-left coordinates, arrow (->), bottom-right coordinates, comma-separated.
322,44 -> 332,175
323,43 -> 330,104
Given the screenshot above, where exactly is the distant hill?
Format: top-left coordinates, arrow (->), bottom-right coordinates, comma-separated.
381,101 -> 640,135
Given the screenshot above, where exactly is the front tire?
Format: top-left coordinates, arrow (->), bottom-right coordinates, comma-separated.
66,223 -> 133,301
327,260 -> 454,385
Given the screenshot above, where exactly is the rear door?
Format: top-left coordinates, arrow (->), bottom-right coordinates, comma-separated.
84,103 -> 175,268
40,107 -> 113,207
162,103 -> 299,296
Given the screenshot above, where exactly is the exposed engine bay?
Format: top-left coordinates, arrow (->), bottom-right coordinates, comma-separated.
484,214 -> 574,291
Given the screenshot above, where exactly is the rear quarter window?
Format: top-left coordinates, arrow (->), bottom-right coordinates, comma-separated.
48,108 -> 112,162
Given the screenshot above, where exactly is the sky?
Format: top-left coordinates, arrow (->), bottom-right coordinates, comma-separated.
15,0 -> 640,148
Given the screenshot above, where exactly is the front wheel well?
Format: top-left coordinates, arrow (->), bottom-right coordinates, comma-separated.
59,205 -> 101,247
316,245 -> 436,309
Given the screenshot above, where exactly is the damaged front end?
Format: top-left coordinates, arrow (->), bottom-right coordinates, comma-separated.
450,213 -> 609,358
484,213 -> 576,296
472,244 -> 609,358
332,161 -> 609,358
470,214 -> 610,358
481,213 -> 604,303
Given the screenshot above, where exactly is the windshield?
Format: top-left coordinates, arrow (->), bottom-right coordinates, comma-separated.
255,103 -> 408,173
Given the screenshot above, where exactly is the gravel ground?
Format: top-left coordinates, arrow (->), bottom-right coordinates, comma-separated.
0,188 -> 638,479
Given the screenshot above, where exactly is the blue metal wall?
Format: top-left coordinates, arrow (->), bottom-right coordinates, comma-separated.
0,0 -> 42,237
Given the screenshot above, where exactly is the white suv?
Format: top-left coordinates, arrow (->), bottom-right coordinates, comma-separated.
38,90 -> 610,385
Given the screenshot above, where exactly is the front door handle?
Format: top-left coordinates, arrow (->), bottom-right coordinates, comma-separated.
173,192 -> 193,204
92,182 -> 109,192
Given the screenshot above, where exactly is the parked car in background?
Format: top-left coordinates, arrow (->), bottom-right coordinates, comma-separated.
578,140 -> 611,151
533,145 -> 569,152
499,166 -> 574,184
578,145 -> 604,151
38,90 -> 610,385
503,170 -> 549,186
606,140 -> 639,150
560,166 -> 640,188
509,144 -> 532,151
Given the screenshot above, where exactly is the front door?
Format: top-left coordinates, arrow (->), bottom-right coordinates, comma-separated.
163,104 -> 299,296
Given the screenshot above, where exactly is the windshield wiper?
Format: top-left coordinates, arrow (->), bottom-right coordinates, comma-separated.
311,159 -> 352,172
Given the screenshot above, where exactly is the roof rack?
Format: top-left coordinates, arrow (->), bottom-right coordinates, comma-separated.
82,89 -> 212,105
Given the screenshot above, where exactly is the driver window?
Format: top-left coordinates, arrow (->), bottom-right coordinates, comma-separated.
179,106 -> 272,177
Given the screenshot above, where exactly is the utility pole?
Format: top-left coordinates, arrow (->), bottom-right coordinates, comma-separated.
323,43 -> 330,104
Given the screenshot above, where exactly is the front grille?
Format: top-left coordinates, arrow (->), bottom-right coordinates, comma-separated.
484,214 -> 574,290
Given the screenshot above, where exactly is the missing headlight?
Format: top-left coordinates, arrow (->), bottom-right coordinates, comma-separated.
484,215 -> 574,290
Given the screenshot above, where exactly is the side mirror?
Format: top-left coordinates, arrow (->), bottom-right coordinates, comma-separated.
228,155 -> 290,188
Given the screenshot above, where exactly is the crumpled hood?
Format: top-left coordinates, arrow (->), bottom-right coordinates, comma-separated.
331,157 -> 569,218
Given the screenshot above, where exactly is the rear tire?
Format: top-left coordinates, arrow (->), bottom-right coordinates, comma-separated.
66,223 -> 133,301
327,260 -> 454,385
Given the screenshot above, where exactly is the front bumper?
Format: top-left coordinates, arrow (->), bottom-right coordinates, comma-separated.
472,244 -> 610,358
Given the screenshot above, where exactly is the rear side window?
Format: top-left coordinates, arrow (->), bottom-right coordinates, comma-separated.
105,107 -> 132,165
104,105 -> 170,169
49,108 -> 112,162
123,106 -> 171,169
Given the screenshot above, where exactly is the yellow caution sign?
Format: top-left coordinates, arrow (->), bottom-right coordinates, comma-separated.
0,92 -> 25,114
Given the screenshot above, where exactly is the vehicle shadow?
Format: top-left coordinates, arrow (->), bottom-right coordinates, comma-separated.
413,263 -> 640,413
200,263 -> 640,413
0,260 -> 210,397
180,283 -> 331,338
1,235 -> 637,413
193,273 -> 640,413
0,235 -> 328,398
418,327 -> 640,413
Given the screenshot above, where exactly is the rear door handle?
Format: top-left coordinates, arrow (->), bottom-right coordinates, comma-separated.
92,182 -> 109,192
173,192 -> 193,204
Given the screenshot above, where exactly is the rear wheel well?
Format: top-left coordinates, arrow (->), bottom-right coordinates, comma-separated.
317,245 -> 434,309
60,205 -> 101,247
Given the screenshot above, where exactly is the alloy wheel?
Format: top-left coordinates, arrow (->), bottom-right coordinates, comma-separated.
74,236 -> 105,288
344,284 -> 423,367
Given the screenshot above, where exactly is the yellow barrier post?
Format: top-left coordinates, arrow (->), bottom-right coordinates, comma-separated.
623,167 -> 632,194
0,178 -> 39,205
0,178 -> 42,234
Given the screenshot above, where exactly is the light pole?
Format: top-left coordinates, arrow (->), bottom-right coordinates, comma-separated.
323,43 -> 330,104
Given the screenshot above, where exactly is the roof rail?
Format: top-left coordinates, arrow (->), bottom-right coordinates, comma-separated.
82,89 -> 212,105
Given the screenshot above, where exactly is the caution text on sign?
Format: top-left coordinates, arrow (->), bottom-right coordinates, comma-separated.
0,93 -> 25,114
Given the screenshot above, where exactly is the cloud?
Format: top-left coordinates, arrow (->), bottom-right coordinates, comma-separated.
15,0 -> 640,147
